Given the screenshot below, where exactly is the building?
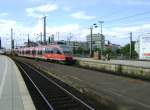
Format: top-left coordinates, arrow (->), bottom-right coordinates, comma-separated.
105,43 -> 121,53
135,33 -> 150,60
135,40 -> 140,55
66,41 -> 89,51
86,33 -> 105,51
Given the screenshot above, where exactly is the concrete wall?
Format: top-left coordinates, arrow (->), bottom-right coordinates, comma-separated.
76,59 -> 150,81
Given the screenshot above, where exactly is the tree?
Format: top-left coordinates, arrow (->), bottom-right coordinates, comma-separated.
121,44 -> 130,56
116,49 -> 121,55
121,42 -> 138,59
74,47 -> 84,55
104,48 -> 114,56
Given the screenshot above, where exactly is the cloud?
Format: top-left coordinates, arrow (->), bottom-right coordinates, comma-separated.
113,0 -> 150,6
88,23 -> 150,45
114,24 -> 150,34
0,13 -> 8,16
29,0 -> 41,2
62,7 -> 71,12
26,3 -> 58,18
28,0 -> 54,3
0,19 -> 16,28
0,19 -> 81,38
0,18 -> 88,48
2,17 -> 150,48
47,24 -> 80,33
102,23 -> 150,42
70,11 -> 96,20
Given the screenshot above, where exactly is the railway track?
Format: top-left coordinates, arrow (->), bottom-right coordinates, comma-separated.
16,60 -> 95,110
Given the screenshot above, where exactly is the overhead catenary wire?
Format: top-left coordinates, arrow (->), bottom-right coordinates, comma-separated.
108,19 -> 150,29
105,10 -> 150,23
82,10 -> 150,29
80,10 -> 150,46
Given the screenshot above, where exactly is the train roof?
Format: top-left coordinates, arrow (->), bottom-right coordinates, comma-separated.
17,44 -> 69,50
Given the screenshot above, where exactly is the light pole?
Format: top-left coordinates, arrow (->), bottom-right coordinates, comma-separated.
27,33 -> 30,47
130,32 -> 133,59
43,16 -> 47,45
93,21 -> 104,59
0,37 -> 1,49
89,24 -> 98,58
99,21 -> 104,59
89,27 -> 93,57
99,21 -> 104,35
11,28 -> 13,50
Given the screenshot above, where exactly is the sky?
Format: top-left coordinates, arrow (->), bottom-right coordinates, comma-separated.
0,0 -> 150,48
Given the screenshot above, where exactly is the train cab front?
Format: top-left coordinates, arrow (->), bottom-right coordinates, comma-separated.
60,45 -> 76,64
65,56 -> 76,64
64,51 -> 75,64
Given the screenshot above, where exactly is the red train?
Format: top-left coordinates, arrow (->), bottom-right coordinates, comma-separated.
15,44 -> 74,63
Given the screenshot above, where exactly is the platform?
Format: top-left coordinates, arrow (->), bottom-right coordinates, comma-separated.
75,57 -> 150,68
0,55 -> 35,110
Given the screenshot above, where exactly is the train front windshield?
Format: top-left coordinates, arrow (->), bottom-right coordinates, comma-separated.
61,45 -> 72,55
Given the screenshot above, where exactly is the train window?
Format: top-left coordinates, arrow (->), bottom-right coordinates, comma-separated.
60,45 -> 72,54
64,51 -> 72,54
32,50 -> 36,54
26,50 -> 30,54
53,48 -> 57,54
52,48 -> 61,54
45,48 -> 53,54
43,48 -> 45,54
57,50 -> 61,54
38,50 -> 42,55
45,48 -> 49,53
61,45 -> 71,51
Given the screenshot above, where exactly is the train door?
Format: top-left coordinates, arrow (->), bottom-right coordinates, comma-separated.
42,47 -> 46,59
53,48 -> 64,60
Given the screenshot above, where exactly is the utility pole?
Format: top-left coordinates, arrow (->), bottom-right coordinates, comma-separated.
51,34 -> 54,43
90,27 -> 93,57
99,21 -> 104,35
40,32 -> 42,44
97,21 -> 104,59
15,42 -> 17,49
48,37 -> 51,44
0,37 -> 1,49
27,33 -> 30,47
100,34 -> 103,58
11,28 -> 14,50
12,39 -> 14,49
67,33 -> 72,47
73,41 -> 75,55
57,32 -> 60,41
130,32 -> 133,59
43,16 -> 46,45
